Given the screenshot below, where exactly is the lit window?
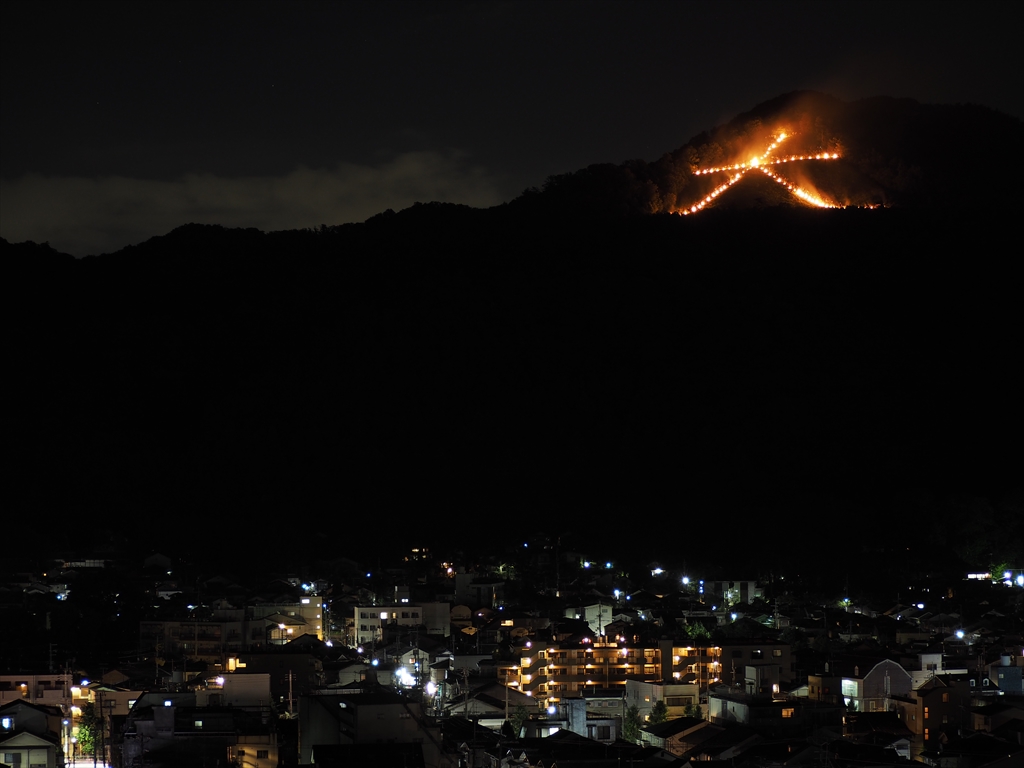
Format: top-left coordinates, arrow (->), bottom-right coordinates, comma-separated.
782,708 -> 795,718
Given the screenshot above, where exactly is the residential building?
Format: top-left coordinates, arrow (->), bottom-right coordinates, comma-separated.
623,679 -> 699,721
640,716 -> 721,756
0,700 -> 64,768
564,603 -> 616,636
453,573 -> 505,609
121,692 -> 278,768
501,639 -> 668,700
352,603 -> 450,646
892,674 -> 973,755
0,674 -> 71,707
298,692 -> 425,763
0,730 -> 60,768
520,697 -> 620,743
139,596 -> 326,663
708,688 -> 843,733
989,653 -> 1024,695
836,659 -> 913,712
707,580 -> 763,607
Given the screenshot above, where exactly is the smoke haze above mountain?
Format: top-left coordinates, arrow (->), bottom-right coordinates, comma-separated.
1,151 -> 501,255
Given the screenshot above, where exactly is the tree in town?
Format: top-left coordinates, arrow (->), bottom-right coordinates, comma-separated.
649,700 -> 668,724
623,704 -> 643,743
76,702 -> 99,756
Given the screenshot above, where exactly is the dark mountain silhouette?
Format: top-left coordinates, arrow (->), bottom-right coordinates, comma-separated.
513,91 -> 1023,214
6,93 -> 1023,575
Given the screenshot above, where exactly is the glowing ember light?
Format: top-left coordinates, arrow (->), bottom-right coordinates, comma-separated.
676,129 -> 842,214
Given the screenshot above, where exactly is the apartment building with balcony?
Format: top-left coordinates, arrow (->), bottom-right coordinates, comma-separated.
500,639 -> 669,700
0,675 -> 71,708
139,597 -> 326,663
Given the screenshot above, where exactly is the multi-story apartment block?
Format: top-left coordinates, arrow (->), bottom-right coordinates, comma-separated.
500,639 -> 668,700
501,638 -> 793,703
0,675 -> 72,707
669,641 -> 793,688
352,603 -> 450,646
140,597 -> 326,663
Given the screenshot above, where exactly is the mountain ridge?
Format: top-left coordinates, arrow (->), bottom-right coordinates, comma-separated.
6,94 -> 1022,557
6,91 -> 1022,260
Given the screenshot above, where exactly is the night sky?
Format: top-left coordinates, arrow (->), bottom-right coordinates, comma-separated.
2,0 -> 1021,256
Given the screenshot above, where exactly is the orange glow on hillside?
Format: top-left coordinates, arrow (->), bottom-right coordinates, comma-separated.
677,130 -> 842,213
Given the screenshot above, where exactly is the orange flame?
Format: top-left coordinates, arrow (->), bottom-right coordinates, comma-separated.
677,129 -> 843,214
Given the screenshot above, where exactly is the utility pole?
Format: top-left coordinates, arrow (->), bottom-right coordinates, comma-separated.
287,670 -> 294,715
94,690 -> 101,768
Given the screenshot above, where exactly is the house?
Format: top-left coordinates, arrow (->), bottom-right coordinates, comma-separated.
565,602 -> 616,636
0,700 -> 64,768
518,697 -> 620,743
891,673 -> 972,753
844,711 -> 914,759
989,653 -> 1024,695
298,691 -> 425,763
0,700 -> 64,741
969,700 -> 1024,733
454,573 -> 505,608
0,731 -> 60,768
443,681 -> 534,731
708,687 -> 843,733
676,723 -> 761,761
640,716 -> 721,756
623,678 -> 699,721
120,693 -> 278,768
836,658 -> 913,712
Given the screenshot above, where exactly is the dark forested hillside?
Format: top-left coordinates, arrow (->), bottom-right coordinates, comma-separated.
515,92 -> 1024,215
6,94 -> 1023,572
8,203 -> 1022,571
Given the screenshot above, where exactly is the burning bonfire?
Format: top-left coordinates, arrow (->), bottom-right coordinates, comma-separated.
679,131 -> 841,214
